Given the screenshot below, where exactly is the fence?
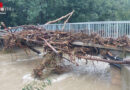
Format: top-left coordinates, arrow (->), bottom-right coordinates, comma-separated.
42,21 -> 130,38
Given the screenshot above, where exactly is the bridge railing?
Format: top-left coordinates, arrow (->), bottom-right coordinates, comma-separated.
42,21 -> 130,38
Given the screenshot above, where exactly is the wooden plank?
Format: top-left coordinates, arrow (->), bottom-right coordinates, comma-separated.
71,41 -> 130,52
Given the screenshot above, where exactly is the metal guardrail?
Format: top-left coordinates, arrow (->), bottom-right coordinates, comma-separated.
0,21 -> 130,38
42,21 -> 130,38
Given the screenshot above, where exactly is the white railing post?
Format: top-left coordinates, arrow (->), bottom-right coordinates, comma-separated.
69,23 -> 71,32
116,22 -> 118,38
88,23 -> 90,35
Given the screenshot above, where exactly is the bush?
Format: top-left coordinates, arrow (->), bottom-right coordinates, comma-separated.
22,79 -> 51,90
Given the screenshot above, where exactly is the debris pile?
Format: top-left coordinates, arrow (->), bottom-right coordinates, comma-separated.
2,25 -> 130,78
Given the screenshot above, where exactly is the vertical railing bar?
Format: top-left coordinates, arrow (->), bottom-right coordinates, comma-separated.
101,24 -> 103,37
124,23 -> 126,35
100,24 -> 101,36
125,23 -> 127,35
108,23 -> 110,37
91,23 -> 93,33
112,23 -> 115,38
118,23 -> 120,37
103,23 -> 104,37
107,24 -> 108,38
127,23 -> 129,36
69,23 -> 71,32
104,23 -> 107,38
122,23 -> 124,36
128,23 -> 130,35
97,24 -> 99,35
125,23 -> 126,35
93,24 -> 94,33
110,23 -> 111,38
85,23 -> 88,34
117,22 -> 118,38
106,23 -> 108,38
114,23 -> 115,38
124,23 -> 125,35
115,23 -> 116,38
121,23 -> 122,37
88,23 -> 90,35
104,24 -> 106,37
126,23 -> 127,35
126,23 -> 128,36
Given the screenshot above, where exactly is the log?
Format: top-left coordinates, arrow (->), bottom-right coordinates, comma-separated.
78,56 -> 130,64
72,41 -> 130,52
62,10 -> 74,31
44,10 -> 74,25
19,38 -> 41,54
41,38 -> 59,54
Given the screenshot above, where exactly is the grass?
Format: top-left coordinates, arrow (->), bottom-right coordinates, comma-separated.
22,79 -> 51,90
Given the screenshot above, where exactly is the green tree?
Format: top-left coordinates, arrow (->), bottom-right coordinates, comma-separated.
0,0 -> 129,26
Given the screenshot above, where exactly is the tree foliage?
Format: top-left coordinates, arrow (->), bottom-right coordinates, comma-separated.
0,0 -> 130,26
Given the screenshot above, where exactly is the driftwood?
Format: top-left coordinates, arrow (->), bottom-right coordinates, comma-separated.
61,10 -> 74,31
3,26 -> 130,78
78,55 -> 130,64
42,38 -> 59,54
45,10 -> 74,25
3,27 -> 130,60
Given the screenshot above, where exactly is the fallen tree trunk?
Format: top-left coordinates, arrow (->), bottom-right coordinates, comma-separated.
44,10 -> 74,25
78,55 -> 130,64
17,38 -> 41,54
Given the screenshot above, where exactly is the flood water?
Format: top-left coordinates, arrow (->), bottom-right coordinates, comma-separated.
0,48 -> 121,90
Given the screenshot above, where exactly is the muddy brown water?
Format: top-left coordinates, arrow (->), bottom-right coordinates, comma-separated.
0,48 -> 121,90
